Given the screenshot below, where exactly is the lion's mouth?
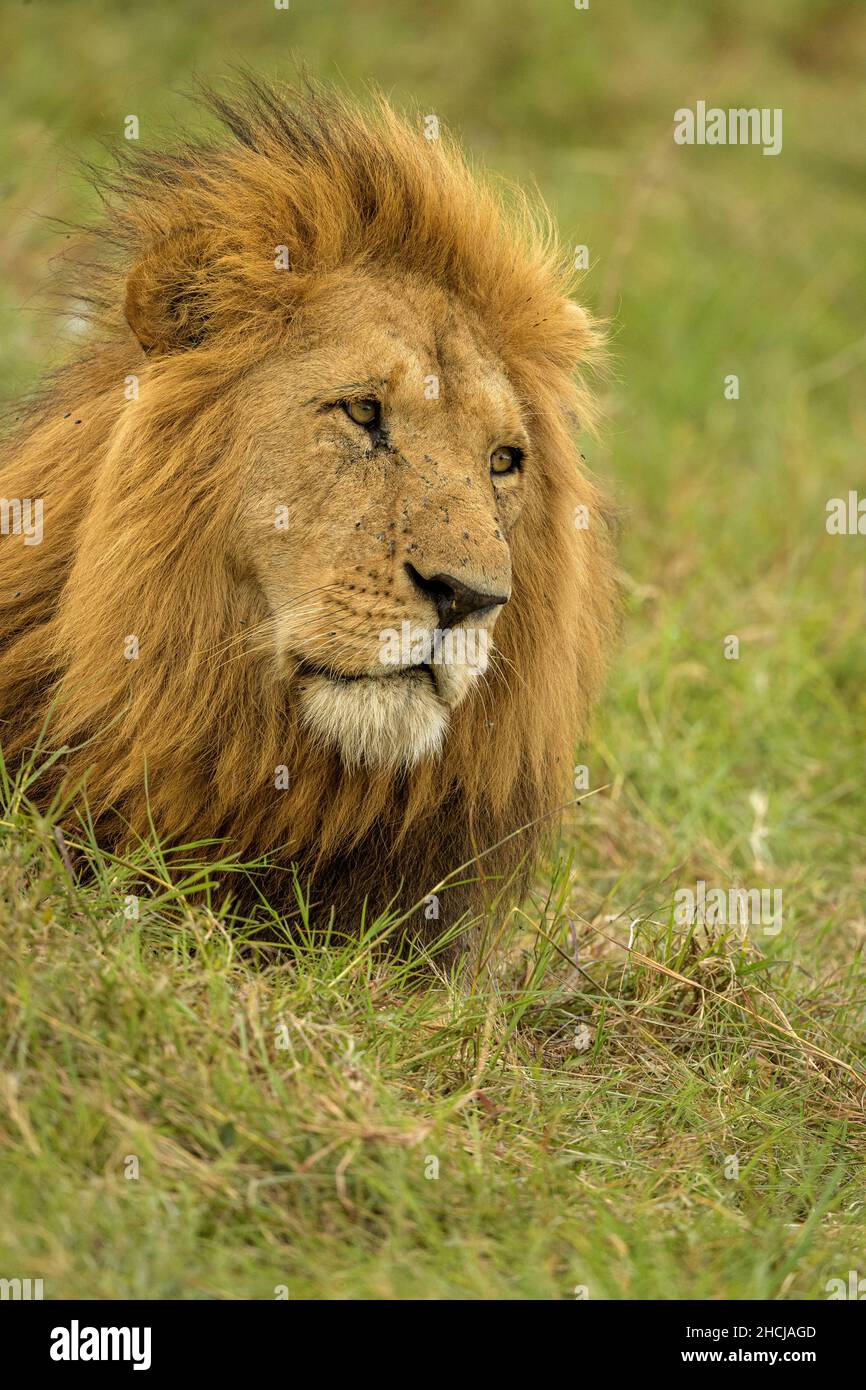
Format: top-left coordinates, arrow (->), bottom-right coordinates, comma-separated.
295,658 -> 439,695
293,654 -> 450,770
291,641 -> 487,769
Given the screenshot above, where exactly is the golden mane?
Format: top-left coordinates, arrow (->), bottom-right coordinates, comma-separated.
0,78 -> 617,943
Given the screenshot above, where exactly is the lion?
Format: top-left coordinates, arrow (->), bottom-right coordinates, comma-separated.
0,78 -> 617,950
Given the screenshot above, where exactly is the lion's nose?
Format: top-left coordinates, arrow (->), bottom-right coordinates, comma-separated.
404,563 -> 509,628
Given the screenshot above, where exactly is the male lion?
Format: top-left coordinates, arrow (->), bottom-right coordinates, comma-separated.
0,79 -> 617,949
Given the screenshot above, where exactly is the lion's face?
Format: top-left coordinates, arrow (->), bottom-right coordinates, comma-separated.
236,272 -> 529,770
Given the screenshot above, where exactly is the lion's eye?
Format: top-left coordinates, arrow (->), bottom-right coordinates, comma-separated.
344,399 -> 380,428
490,445 -> 523,476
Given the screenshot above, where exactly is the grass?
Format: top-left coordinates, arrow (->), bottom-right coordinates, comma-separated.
2,0 -> 866,1299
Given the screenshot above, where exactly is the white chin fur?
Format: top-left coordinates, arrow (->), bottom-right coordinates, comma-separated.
298,672 -> 448,771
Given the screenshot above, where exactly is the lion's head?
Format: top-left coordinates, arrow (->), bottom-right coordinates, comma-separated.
0,79 -> 617,938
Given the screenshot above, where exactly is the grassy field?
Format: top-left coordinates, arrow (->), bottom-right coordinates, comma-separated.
1,0 -> 865,1300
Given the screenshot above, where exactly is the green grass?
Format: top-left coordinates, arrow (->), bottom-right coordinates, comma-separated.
2,0 -> 866,1299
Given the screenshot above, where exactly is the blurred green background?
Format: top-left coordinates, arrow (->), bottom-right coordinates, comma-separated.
1,0 -> 865,1300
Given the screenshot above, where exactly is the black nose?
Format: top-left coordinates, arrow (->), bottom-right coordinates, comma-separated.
404,563 -> 509,628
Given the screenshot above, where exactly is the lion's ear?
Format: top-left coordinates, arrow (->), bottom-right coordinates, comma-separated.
124,227 -> 212,354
